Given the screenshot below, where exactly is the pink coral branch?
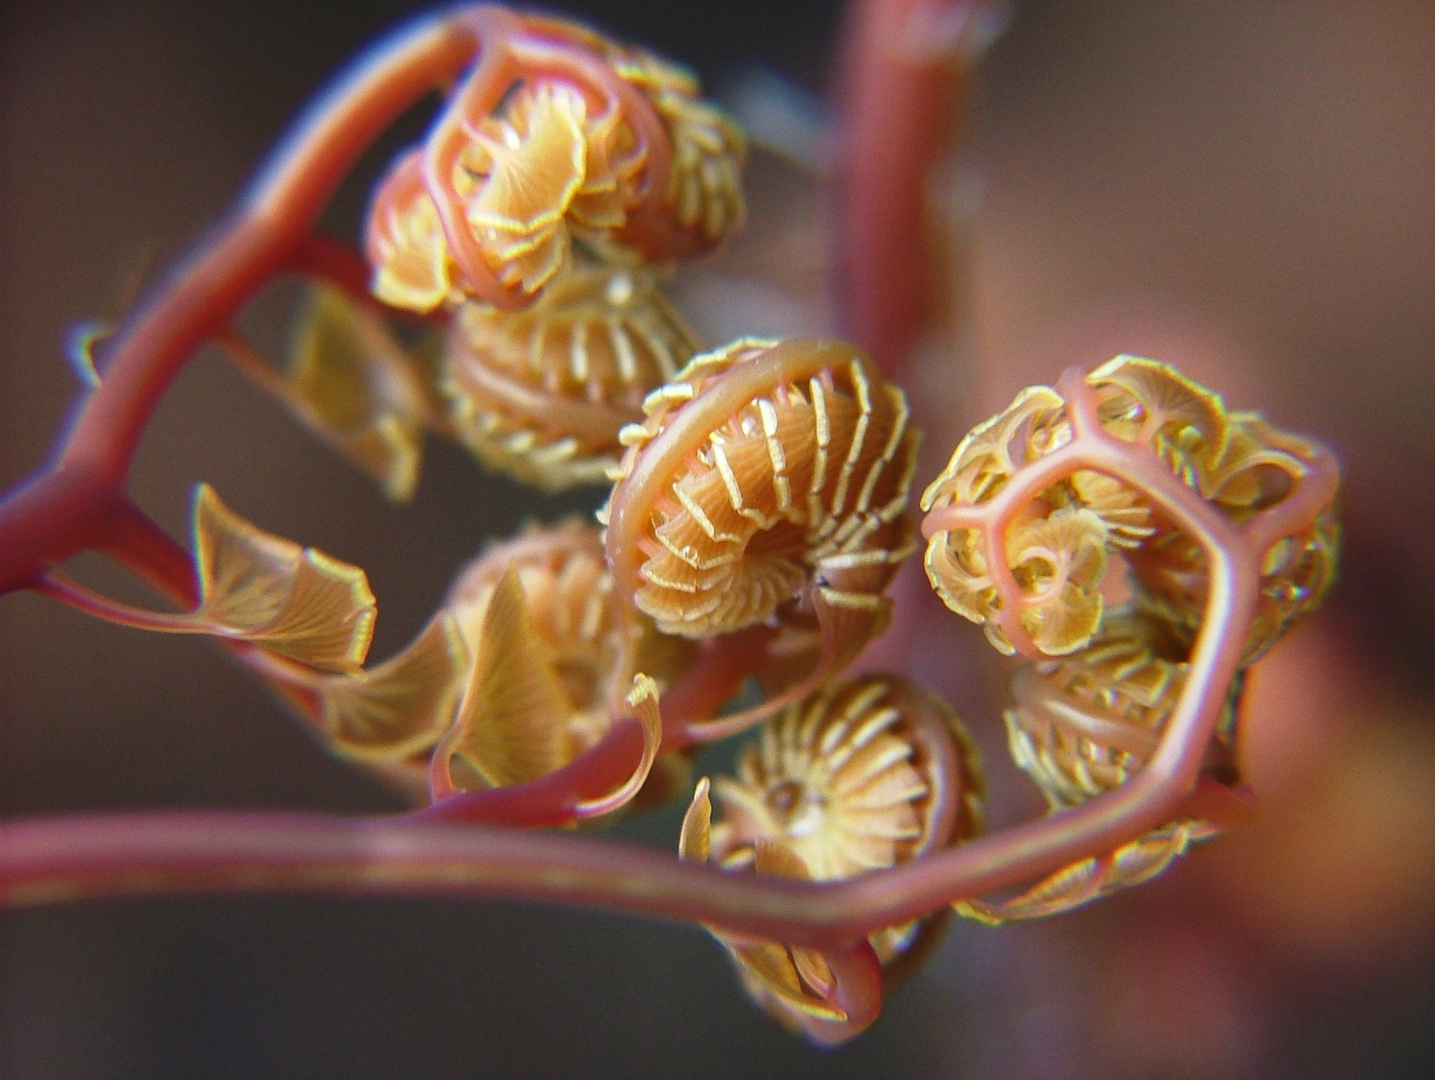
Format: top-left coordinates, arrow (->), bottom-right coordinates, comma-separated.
0,2 -> 1342,994
0,454 -> 1253,948
834,0 -> 997,375
97,498 -> 201,608
420,6 -> 529,308
0,8 -> 480,596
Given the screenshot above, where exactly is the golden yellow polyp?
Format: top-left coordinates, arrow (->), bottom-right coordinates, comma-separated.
436,519 -> 692,793
602,338 -> 919,639
443,263 -> 698,491
682,675 -> 983,1031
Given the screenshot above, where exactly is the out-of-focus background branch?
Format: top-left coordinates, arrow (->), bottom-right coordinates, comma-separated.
2,2 -> 1433,1076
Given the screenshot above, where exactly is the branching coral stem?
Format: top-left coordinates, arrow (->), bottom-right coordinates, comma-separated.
0,370 -> 1272,946
0,743 -> 1239,949
93,498 -> 201,608
0,9 -> 479,595
0,342 -> 1306,946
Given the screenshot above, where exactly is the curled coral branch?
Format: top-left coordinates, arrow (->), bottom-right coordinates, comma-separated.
0,8 -> 483,596
922,359 -> 1339,662
833,0 -> 1009,373
426,525 -> 685,813
7,356 -> 1322,951
600,337 -> 919,741
369,5 -> 745,314
922,359 -> 1340,916
0,1 -> 1348,1052
299,518 -> 696,824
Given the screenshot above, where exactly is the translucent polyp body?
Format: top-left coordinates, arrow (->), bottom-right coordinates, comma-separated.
435,519 -> 692,794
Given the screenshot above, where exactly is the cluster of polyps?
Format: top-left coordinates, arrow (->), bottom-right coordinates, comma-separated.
365,14 -> 745,312
922,358 -> 1340,922
0,4 -> 1342,1049
362,9 -> 745,492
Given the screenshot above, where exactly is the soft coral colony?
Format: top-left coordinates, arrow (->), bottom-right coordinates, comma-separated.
0,3 -> 1339,1045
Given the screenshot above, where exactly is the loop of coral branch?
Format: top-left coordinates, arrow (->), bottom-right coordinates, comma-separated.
923,356 -> 1340,919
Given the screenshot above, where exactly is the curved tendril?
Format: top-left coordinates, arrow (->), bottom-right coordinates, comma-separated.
795,940 -> 884,1046
913,363 -> 1341,915
419,715 -> 648,827
1240,439 -> 1340,556
646,624 -> 776,743
500,18 -> 687,259
667,593 -> 872,744
423,10 -> 528,308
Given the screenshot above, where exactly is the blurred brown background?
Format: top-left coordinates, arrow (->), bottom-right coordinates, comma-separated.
3,1 -> 1434,1077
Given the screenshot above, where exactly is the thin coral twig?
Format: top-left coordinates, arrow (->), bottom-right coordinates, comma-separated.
31,574 -> 204,634
834,0 -> 992,375
96,498 -> 201,608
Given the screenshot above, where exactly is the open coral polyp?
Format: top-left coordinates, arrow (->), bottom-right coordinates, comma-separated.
603,338 -> 918,638
680,674 -> 983,1042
